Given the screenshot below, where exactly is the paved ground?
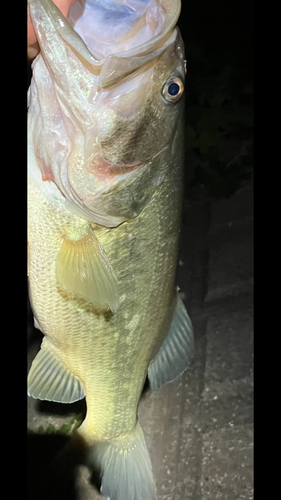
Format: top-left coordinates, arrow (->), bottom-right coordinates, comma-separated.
27,170 -> 253,500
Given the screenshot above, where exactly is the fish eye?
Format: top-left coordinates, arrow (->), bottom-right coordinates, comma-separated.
161,76 -> 184,104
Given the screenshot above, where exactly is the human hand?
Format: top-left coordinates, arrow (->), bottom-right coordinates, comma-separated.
28,0 -> 76,61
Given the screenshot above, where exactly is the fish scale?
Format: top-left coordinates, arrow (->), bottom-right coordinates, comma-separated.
28,127 -> 182,440
28,1 -> 194,499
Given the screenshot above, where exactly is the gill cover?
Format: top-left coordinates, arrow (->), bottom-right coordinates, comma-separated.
28,0 -> 184,227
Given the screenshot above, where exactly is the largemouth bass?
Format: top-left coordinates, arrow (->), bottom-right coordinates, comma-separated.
27,1 -> 194,499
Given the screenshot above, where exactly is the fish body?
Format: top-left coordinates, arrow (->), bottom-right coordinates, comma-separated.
28,1 -> 194,498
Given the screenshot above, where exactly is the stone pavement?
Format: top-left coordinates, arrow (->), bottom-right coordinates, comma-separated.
27,176 -> 253,500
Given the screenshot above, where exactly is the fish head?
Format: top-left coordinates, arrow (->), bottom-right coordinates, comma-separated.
28,0 -> 186,227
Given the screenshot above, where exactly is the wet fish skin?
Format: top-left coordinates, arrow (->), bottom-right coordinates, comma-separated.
28,75 -> 184,437
28,1 -> 194,499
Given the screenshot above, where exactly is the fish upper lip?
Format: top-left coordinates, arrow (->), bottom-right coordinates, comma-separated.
29,0 -> 180,88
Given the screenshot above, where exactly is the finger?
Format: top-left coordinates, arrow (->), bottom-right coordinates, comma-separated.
27,0 -> 76,61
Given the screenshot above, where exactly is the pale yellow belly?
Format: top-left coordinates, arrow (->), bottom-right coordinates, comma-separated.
28,153 -> 182,440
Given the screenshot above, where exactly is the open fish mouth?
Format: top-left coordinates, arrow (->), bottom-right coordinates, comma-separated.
29,0 -> 181,87
68,0 -> 166,59
28,1 -> 184,227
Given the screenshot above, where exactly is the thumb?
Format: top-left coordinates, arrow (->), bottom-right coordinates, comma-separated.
27,0 -> 76,61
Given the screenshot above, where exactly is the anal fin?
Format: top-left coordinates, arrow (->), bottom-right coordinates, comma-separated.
27,339 -> 84,403
56,226 -> 119,313
148,295 -> 194,390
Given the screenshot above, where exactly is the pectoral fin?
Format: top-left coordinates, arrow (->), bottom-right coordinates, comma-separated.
148,295 -> 194,390
56,227 -> 119,313
27,340 -> 84,403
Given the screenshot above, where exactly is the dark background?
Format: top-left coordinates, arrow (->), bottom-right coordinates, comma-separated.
178,0 -> 253,197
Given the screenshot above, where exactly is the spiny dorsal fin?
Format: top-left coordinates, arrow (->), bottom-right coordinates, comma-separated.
56,227 -> 119,313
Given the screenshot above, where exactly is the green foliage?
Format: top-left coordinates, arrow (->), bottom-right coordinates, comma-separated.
27,415 -> 83,436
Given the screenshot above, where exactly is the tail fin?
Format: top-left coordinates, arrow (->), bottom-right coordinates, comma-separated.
87,422 -> 157,500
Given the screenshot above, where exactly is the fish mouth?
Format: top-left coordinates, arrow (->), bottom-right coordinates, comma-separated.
73,0 -> 181,88
30,0 -> 181,87
28,1 -> 184,227
68,0 -> 167,59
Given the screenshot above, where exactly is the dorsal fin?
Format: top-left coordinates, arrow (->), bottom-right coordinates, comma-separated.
148,295 -> 194,389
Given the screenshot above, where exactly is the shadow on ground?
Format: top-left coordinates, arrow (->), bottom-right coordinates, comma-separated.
27,372 -> 151,500
28,431 -> 102,500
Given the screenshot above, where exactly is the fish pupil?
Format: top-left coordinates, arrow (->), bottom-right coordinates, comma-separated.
168,82 -> 180,96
